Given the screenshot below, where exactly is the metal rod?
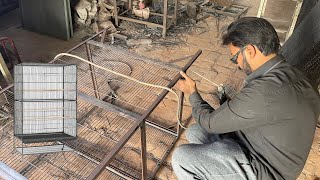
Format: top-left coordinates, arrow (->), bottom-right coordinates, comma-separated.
114,0 -> 119,26
149,12 -> 173,18
128,0 -> 132,10
174,0 -> 178,26
87,50 -> 202,179
162,0 -> 168,38
148,114 -> 192,179
85,43 -> 100,99
140,123 -> 147,180
0,37 -> 22,66
120,9 -> 130,16
177,91 -> 184,136
100,29 -> 108,43
48,30 -> 105,64
79,90 -> 178,136
117,16 -> 163,28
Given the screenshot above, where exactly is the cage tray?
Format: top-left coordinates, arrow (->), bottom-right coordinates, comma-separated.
15,133 -> 76,143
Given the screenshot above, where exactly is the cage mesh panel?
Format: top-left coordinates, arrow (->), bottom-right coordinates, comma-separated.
56,44 -> 178,116
14,64 -> 77,143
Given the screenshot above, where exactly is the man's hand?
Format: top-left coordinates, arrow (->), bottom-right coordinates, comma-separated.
175,71 -> 197,94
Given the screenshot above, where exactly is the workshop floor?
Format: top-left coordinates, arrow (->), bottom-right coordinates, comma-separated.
0,0 -> 319,179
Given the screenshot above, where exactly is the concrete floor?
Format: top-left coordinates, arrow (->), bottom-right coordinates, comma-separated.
0,0 -> 319,179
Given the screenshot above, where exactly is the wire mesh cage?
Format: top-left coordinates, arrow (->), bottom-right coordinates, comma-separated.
14,63 -> 77,153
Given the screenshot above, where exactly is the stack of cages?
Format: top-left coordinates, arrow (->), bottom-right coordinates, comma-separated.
14,63 -> 77,155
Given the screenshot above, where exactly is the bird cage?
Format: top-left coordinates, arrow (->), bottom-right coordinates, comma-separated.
14,63 -> 77,154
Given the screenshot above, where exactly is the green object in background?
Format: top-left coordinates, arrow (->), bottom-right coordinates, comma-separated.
19,0 -> 73,40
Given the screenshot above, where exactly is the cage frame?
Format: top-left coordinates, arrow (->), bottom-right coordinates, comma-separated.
49,30 -> 201,180
0,29 -> 201,179
14,63 -> 78,144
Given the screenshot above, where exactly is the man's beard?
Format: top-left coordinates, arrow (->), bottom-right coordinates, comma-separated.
240,52 -> 253,75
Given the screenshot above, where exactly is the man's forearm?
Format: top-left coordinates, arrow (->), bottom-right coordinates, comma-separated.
189,91 -> 215,125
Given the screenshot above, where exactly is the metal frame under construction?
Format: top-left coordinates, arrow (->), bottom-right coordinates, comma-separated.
0,30 -> 201,180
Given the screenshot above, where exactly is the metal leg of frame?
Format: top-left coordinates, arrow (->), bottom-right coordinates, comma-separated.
114,0 -> 119,26
162,0 -> 168,38
174,0 -> 178,26
140,123 -> 148,180
177,92 -> 184,137
128,0 -> 132,11
11,40 -> 22,64
85,43 -> 100,99
100,29 -> 108,43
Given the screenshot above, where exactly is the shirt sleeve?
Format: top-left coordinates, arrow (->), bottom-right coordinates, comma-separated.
189,86 -> 267,133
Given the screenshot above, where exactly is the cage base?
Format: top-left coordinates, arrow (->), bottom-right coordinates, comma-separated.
15,133 -> 76,143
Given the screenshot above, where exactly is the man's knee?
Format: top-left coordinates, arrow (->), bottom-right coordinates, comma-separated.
172,144 -> 192,167
185,124 -> 202,140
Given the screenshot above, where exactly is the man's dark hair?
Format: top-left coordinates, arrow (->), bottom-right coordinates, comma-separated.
222,17 -> 280,56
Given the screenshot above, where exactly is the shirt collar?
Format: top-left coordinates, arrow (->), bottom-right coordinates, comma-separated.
244,54 -> 285,84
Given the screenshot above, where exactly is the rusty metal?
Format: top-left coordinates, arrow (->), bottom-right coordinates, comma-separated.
0,30 -> 202,179
85,43 -> 100,99
113,0 -> 178,38
0,37 -> 22,69
87,49 -> 202,179
140,123 -> 147,180
100,29 -> 108,43
177,91 -> 184,137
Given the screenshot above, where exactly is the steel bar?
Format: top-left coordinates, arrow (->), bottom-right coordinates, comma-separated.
114,0 -> 119,26
162,0 -> 168,38
78,91 -> 138,121
87,50 -> 202,179
78,91 -> 177,136
48,30 -> 105,64
85,43 -> 100,99
148,114 -> 193,179
140,123 -> 147,180
100,29 -> 108,43
177,91 -> 184,137
0,37 -> 22,67
149,12 -> 173,18
174,0 -> 178,25
119,9 -> 130,16
117,16 -> 163,28
128,0 -> 132,12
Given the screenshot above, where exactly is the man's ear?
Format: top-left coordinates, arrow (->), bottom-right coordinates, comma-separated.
246,45 -> 257,59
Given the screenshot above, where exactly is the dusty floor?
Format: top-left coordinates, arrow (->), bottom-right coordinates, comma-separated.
0,0 -> 319,179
